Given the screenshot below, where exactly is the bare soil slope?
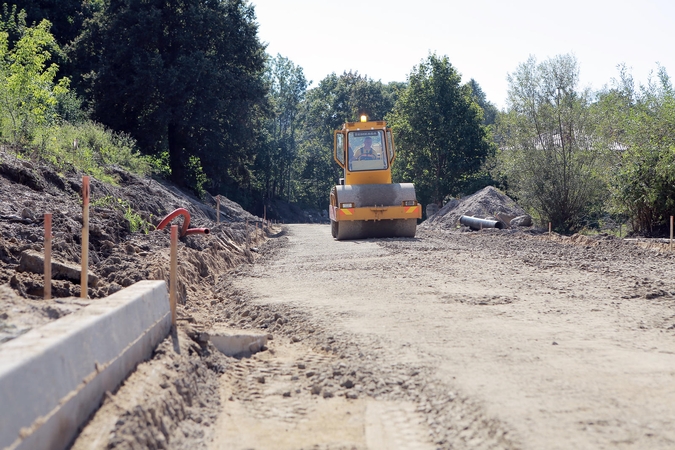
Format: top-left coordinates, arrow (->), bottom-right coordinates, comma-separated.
0,149 -> 270,448
0,148 -> 262,339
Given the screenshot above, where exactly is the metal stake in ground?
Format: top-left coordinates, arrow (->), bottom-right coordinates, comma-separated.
671,216 -> 673,251
170,224 -> 178,327
81,176 -> 90,299
44,213 -> 52,300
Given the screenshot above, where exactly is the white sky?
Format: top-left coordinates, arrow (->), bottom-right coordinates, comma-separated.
251,0 -> 674,109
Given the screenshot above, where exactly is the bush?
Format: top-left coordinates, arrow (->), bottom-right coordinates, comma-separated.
596,65 -> 675,235
495,55 -> 608,233
0,17 -> 69,146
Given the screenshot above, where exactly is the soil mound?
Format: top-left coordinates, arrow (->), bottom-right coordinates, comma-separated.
0,148 -> 271,341
421,186 -> 526,230
0,147 -> 282,448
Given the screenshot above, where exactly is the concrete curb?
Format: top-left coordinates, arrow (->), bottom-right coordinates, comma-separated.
0,280 -> 170,450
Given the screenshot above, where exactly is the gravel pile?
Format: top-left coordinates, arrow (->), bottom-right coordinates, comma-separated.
422,186 -> 528,230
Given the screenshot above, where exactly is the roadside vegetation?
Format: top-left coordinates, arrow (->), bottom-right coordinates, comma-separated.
0,1 -> 673,236
494,55 -> 675,234
0,6 -> 149,184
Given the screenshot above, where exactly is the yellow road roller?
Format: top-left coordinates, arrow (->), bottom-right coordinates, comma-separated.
329,116 -> 421,240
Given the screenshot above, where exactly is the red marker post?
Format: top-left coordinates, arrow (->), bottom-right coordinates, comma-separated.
81,176 -> 90,299
44,213 -> 52,300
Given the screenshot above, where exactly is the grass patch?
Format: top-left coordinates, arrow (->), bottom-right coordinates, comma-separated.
29,121 -> 151,183
91,195 -> 154,234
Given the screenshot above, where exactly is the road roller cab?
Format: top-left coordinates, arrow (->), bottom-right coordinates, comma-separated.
330,117 -> 421,240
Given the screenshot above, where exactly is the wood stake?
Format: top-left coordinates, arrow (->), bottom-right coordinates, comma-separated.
170,224 -> 178,327
216,196 -> 220,224
81,176 -> 90,299
548,222 -> 552,236
670,216 -> 673,251
44,213 -> 52,300
246,218 -> 249,249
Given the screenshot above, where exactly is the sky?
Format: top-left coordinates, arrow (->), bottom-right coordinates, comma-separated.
251,0 -> 675,109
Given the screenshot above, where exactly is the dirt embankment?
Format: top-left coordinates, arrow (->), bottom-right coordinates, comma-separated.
0,148 -> 267,335
0,148 -> 275,448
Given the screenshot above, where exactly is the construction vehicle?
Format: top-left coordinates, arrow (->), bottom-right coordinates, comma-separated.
329,116 -> 421,240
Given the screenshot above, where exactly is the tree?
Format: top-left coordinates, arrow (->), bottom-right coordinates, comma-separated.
257,54 -> 307,204
293,71 -> 400,209
596,64 -> 675,235
467,78 -> 498,126
495,54 -> 606,232
0,16 -> 69,145
75,0 -> 267,195
7,0 -> 86,47
388,54 -> 494,208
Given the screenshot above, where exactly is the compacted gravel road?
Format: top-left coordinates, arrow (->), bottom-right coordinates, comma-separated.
209,224 -> 675,450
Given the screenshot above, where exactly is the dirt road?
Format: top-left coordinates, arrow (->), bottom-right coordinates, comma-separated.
210,224 -> 675,449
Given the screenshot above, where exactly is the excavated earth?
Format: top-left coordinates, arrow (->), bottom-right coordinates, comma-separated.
3,149 -> 675,449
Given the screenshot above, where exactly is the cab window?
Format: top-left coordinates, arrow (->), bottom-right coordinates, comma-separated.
335,132 -> 345,165
347,130 -> 388,171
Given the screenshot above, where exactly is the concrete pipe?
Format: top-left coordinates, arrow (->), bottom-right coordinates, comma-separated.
459,215 -> 505,231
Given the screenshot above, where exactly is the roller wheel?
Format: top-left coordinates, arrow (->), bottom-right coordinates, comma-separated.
331,220 -> 338,238
335,219 -> 417,240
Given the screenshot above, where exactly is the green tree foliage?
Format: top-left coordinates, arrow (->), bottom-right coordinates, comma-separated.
0,15 -> 69,145
76,0 -> 267,195
467,78 -> 498,126
495,54 -> 606,232
0,10 -> 148,181
596,65 -> 675,234
3,1 -> 95,88
294,71 -> 400,209
7,0 -> 86,46
388,54 -> 494,207
0,3 -> 25,44
257,54 -> 307,203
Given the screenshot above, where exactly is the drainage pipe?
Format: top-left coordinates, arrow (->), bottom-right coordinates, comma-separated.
459,215 -> 505,230
157,208 -> 210,237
